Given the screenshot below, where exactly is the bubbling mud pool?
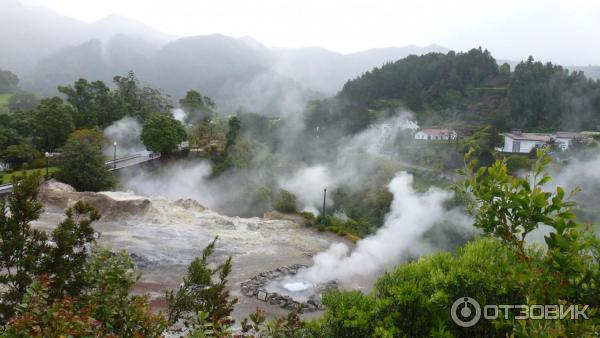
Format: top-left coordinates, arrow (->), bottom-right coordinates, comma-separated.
31,186 -> 357,321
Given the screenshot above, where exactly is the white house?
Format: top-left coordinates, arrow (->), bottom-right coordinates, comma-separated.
499,131 -> 585,153
414,128 -> 458,141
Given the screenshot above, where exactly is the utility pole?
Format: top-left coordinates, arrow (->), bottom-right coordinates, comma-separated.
113,141 -> 117,169
44,152 -> 49,179
321,188 -> 327,225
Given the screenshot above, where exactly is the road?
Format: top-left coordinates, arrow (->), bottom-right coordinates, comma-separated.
1,152 -> 160,196
105,152 -> 160,171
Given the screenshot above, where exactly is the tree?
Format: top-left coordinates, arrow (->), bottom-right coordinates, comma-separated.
166,237 -> 237,329
180,90 -> 216,124
32,97 -> 75,152
56,131 -> 115,192
113,71 -> 171,121
0,69 -> 18,93
58,79 -> 123,128
44,202 -> 99,298
7,109 -> 34,138
272,189 -> 297,213
0,173 -> 48,321
2,142 -> 40,169
140,112 -> 186,155
458,126 -> 502,168
224,116 -> 241,154
0,125 -> 23,154
7,92 -> 39,111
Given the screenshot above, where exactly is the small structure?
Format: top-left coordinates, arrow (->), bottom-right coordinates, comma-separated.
414,128 -> 457,141
499,130 -> 586,153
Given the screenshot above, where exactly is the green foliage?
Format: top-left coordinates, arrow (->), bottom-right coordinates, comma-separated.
113,70 -> 172,121
314,238 -> 527,337
140,112 -> 187,155
225,116 -> 241,154
166,237 -> 237,329
5,251 -> 168,337
1,142 -> 39,169
0,70 -> 18,94
458,126 -> 502,168
45,202 -> 99,298
314,149 -> 600,337
505,154 -> 531,173
180,90 -> 216,124
56,131 -> 115,192
58,78 -> 124,128
0,173 -> 47,321
4,276 -> 104,337
341,48 -> 498,111
507,57 -> 600,131
5,110 -> 33,138
459,148 -> 578,259
80,250 -> 168,337
32,97 -> 75,152
272,189 -> 297,213
7,92 -> 38,112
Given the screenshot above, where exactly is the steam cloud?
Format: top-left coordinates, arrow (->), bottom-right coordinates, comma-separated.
103,117 -> 146,155
292,172 -> 457,285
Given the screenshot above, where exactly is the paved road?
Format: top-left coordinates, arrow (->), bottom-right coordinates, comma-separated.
105,152 -> 160,171
1,152 -> 160,196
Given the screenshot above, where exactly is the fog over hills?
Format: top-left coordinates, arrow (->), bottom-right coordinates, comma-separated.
3,0 -> 598,114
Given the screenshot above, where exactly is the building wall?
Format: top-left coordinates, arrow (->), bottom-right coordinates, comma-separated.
555,138 -> 571,150
502,137 -> 545,153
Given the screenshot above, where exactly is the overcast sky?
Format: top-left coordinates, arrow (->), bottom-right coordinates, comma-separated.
19,0 -> 600,65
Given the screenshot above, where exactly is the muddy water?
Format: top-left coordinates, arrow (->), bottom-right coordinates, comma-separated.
31,191 -> 353,321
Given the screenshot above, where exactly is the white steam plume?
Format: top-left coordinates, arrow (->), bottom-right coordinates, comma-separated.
103,117 -> 146,155
278,165 -> 334,212
172,108 -> 187,124
294,171 -> 454,284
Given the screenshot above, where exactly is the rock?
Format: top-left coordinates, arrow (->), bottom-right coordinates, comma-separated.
173,198 -> 206,212
257,291 -> 267,301
37,180 -> 151,220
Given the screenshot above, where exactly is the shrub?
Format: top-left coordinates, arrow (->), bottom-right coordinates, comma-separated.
272,189 -> 297,213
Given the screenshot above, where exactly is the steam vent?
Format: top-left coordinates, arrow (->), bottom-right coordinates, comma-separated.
240,264 -> 338,312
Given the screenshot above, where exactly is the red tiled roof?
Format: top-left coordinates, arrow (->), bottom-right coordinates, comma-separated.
421,128 -> 453,137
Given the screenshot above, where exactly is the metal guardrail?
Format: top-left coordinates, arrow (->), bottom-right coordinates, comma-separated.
104,154 -> 143,166
0,184 -> 13,195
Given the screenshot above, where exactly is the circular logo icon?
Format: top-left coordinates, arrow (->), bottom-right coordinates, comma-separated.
451,297 -> 481,327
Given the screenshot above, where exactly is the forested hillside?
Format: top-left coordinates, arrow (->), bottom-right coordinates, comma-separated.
337,48 -> 600,131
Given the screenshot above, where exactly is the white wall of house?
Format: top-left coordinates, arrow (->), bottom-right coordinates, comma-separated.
501,137 -> 546,153
415,131 -> 428,140
414,130 -> 456,141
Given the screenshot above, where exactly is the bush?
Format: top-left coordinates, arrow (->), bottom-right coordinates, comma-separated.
272,189 -> 297,213
313,238 -> 531,337
56,132 -> 115,192
505,154 -> 530,172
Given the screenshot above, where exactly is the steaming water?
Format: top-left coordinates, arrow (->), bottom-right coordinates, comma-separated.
265,278 -> 316,303
283,281 -> 313,292
31,190 -> 352,320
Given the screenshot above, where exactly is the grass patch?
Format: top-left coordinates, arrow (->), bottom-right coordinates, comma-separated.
0,93 -> 12,107
0,167 -> 58,184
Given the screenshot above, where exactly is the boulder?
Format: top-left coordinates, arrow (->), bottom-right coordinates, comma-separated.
37,179 -> 151,220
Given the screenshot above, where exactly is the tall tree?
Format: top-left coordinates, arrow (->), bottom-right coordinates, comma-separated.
224,116 -> 241,154
32,97 -> 75,152
140,112 -> 186,155
113,71 -> 171,121
58,79 -> 123,128
56,130 -> 115,192
179,90 -> 216,124
0,173 -> 48,321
